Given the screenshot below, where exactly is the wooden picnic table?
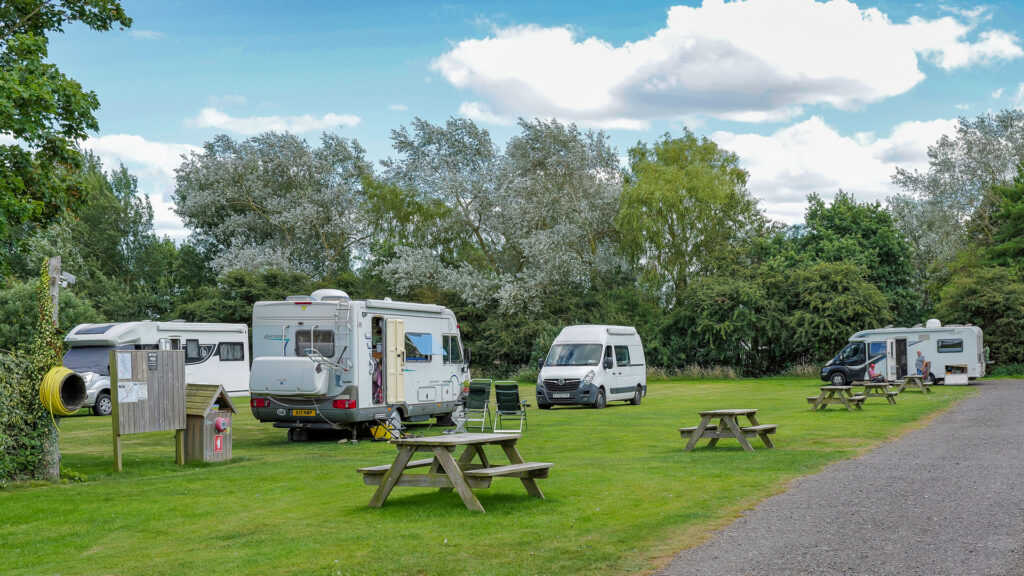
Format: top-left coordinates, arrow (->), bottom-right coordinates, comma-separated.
807,386 -> 865,411
679,409 -> 776,452
898,375 -> 932,393
852,382 -> 899,405
357,432 -> 552,513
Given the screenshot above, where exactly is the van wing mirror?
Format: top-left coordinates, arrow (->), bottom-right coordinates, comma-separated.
464,347 -> 471,365
603,358 -> 613,370
537,358 -> 544,370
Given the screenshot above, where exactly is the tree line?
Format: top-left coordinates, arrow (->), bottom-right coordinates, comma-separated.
3,113 -> 1023,376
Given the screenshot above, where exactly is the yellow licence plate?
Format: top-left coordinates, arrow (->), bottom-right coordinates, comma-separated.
292,409 -> 315,417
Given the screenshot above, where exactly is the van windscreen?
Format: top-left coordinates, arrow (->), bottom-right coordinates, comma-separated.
545,344 -> 602,367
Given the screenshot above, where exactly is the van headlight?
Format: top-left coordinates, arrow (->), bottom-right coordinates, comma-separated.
583,370 -> 595,386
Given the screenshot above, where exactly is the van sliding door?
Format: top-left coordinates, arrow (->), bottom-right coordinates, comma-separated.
385,318 -> 406,404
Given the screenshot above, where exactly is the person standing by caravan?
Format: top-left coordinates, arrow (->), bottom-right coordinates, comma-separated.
915,350 -> 926,375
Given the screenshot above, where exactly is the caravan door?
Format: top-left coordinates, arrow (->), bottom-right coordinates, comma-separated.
385,318 -> 406,404
886,339 -> 897,381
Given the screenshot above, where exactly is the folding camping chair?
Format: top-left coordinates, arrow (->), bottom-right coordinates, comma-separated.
464,379 -> 492,432
493,381 -> 528,433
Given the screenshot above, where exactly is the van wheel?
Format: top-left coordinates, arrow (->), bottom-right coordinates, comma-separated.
593,389 -> 606,409
94,392 -> 112,416
829,372 -> 847,387
629,387 -> 642,406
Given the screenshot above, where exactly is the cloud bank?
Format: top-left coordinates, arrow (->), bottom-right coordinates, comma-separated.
187,107 -> 361,135
435,0 -> 1021,128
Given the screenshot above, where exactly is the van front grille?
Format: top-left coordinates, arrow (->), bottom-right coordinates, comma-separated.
543,379 -> 580,392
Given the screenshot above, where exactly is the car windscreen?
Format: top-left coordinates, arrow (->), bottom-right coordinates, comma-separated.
545,344 -> 602,367
62,346 -> 119,376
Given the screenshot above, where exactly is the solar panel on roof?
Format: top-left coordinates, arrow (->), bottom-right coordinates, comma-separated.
77,324 -> 116,334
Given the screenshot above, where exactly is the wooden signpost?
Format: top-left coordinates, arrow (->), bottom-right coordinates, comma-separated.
110,350 -> 187,471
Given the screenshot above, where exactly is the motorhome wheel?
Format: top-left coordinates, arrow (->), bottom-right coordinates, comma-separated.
593,389 -> 606,409
629,387 -> 642,405
829,372 -> 847,386
94,392 -> 112,416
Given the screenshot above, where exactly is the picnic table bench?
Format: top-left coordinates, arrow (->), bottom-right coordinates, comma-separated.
357,432 -> 551,513
679,409 -> 776,452
807,386 -> 865,411
897,375 -> 932,393
850,381 -> 899,405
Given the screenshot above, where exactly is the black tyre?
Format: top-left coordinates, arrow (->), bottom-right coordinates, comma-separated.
629,387 -> 642,405
829,372 -> 847,386
593,389 -> 606,409
94,392 -> 112,416
538,403 -> 552,410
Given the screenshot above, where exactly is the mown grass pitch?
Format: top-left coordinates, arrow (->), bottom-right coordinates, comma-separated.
1,379 -> 973,575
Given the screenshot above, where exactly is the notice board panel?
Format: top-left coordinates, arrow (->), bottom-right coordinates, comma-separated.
110,350 -> 186,435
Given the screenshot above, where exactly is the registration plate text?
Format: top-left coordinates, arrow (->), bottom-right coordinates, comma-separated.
552,393 -> 570,399
292,409 -> 315,416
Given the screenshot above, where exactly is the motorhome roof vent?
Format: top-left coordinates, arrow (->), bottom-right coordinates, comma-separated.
925,318 -> 942,328
285,295 -> 313,302
310,288 -> 350,302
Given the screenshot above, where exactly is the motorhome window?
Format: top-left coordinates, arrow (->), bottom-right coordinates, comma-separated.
77,324 -> 116,335
405,332 -> 435,363
937,339 -> 963,353
614,346 -> 630,366
185,339 -> 202,362
869,342 -> 886,356
442,334 -> 463,364
218,342 -> 245,361
294,330 -> 335,357
545,344 -> 602,367
62,346 -> 127,376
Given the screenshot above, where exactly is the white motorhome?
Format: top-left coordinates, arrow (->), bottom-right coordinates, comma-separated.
248,289 -> 470,440
820,319 -> 985,386
63,321 -> 251,415
536,325 -> 647,409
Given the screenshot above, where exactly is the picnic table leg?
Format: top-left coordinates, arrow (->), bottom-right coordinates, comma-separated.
498,441 -> 545,499
722,416 -> 754,452
684,415 -> 713,451
837,391 -> 853,411
432,446 -> 485,512
439,445 -> 490,492
811,393 -> 826,410
707,418 -> 725,448
368,445 -> 417,508
746,414 -> 775,448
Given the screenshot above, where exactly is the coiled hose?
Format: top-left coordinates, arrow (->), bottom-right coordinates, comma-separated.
40,367 -> 87,427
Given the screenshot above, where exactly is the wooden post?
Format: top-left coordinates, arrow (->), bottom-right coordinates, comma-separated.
47,256 -> 60,327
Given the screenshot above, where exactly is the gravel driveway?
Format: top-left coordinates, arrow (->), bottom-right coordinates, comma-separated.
657,379 -> 1024,576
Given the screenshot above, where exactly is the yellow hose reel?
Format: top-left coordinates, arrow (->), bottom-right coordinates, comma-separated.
40,367 -> 87,417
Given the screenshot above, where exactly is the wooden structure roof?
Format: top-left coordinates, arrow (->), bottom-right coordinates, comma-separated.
185,383 -> 237,416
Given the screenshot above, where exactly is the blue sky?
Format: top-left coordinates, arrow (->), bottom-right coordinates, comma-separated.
47,0 -> 1024,239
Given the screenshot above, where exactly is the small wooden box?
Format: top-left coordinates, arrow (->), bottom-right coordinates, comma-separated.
184,384 -> 237,463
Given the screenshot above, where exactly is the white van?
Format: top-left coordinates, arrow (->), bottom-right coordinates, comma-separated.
536,325 -> 647,409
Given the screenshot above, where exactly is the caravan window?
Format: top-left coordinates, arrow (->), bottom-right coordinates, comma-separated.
218,342 -> 245,361
937,339 -> 963,353
405,332 -> 439,363
185,339 -> 202,362
295,330 -> 335,357
868,342 -> 886,356
442,334 -> 463,364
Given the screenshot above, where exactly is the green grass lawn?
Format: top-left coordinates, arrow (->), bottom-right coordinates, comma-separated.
1,379 -> 974,576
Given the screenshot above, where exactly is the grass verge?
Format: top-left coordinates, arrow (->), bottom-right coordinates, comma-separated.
1,379 -> 974,576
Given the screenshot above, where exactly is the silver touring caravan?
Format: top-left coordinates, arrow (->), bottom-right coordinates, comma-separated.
820,319 -> 985,386
63,321 -> 251,415
248,289 -> 470,440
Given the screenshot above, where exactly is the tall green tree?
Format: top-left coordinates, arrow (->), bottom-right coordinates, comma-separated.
935,265 -> 1024,365
0,0 -> 131,272
799,191 -> 918,324
985,166 -> 1024,269
617,130 -> 764,298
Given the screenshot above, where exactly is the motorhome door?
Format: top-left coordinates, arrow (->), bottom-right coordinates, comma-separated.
385,318 -> 406,404
894,338 -> 908,379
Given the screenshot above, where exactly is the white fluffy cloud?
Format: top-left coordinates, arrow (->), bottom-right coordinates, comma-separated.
187,107 -> 361,135
713,116 -> 957,223
434,0 -> 1021,127
84,135 -> 201,241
